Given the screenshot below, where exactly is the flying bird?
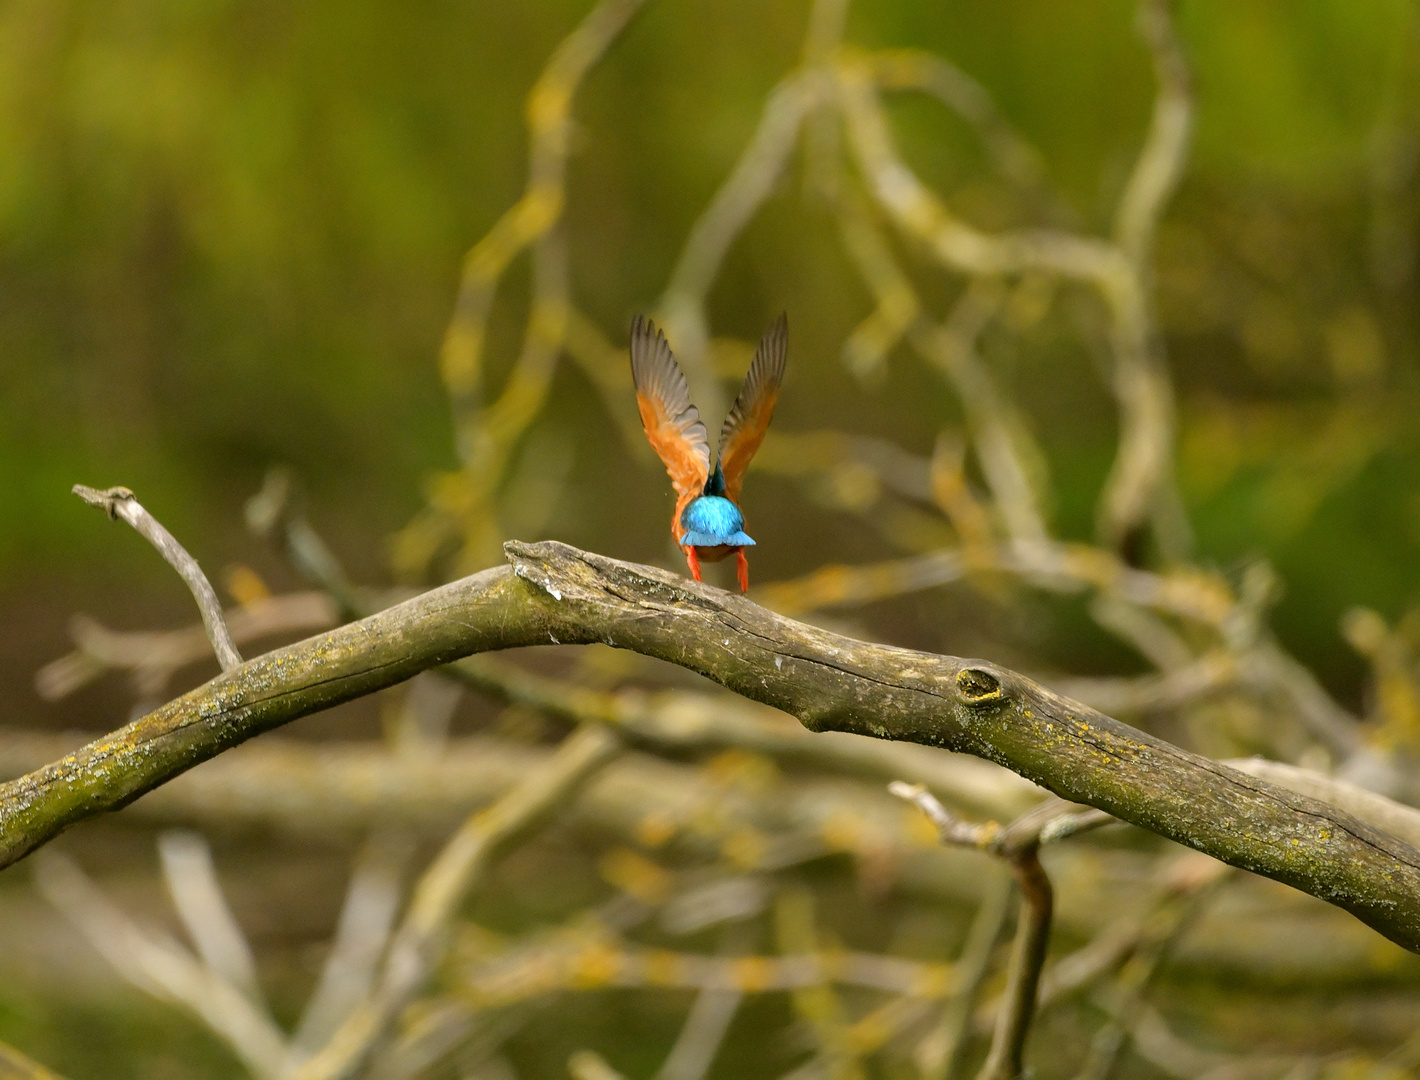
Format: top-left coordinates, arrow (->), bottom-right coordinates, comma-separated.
630,313 -> 787,592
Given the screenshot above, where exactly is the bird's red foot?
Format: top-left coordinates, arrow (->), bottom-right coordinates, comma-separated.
685,546 -> 703,582
736,549 -> 749,593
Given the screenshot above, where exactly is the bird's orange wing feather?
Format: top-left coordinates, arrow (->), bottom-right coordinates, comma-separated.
630,315 -> 710,541
717,313 -> 787,503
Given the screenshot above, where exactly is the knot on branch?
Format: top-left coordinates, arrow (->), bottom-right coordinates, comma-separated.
957,666 -> 1003,704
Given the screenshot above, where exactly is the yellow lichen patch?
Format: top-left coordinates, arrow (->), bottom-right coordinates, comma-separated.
731,955 -> 774,992
570,942 -> 625,988
704,749 -> 780,792
721,827 -> 768,869
902,806 -> 941,847
640,948 -> 689,987
1059,544 -> 1120,591
909,963 -> 954,998
754,564 -> 853,614
222,564 -> 270,606
633,811 -> 678,849
1155,569 -> 1233,627
598,847 -> 672,904
820,810 -> 866,853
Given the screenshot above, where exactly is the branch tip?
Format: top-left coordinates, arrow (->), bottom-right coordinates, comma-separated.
70,482 -> 242,673
72,483 -> 135,520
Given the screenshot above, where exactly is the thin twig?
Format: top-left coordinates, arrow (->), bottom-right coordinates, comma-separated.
908,285 -> 1050,549
400,0 -> 650,575
33,852 -> 289,1079
157,830 -> 265,1006
776,886 -> 864,1080
977,845 -> 1050,1080
654,985 -> 743,1080
658,72 -> 817,406
866,49 -> 1048,200
1105,0 -> 1194,560
1050,652 -> 1236,718
834,187 -> 921,380
36,593 -> 338,704
914,868 -> 1013,1080
1113,0 -> 1193,267
449,653 -> 1040,818
245,469 -> 363,619
755,538 -> 1363,757
653,926 -> 752,1080
288,724 -> 621,1080
289,833 -> 409,1059
1124,1004 -> 1235,1079
1071,865 -> 1229,1080
454,920 -> 959,1006
72,485 -> 242,671
834,49 -> 1180,558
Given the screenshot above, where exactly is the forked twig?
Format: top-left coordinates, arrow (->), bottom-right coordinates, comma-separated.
891,784 -> 1112,1080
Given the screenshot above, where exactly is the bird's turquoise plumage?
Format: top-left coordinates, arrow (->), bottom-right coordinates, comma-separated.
679,494 -> 755,548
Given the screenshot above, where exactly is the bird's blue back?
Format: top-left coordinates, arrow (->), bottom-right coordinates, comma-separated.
679,495 -> 755,548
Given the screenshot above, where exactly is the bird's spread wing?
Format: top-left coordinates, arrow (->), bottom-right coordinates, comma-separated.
631,315 -> 710,517
717,313 -> 787,502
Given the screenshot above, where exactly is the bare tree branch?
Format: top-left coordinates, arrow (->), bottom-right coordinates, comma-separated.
658,71 -> 817,403
977,845 -> 1049,1080
71,485 -> 242,672
5,542 -> 1420,957
290,834 -> 407,1057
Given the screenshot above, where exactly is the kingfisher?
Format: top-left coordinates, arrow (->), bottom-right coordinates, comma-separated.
631,312 -> 787,592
